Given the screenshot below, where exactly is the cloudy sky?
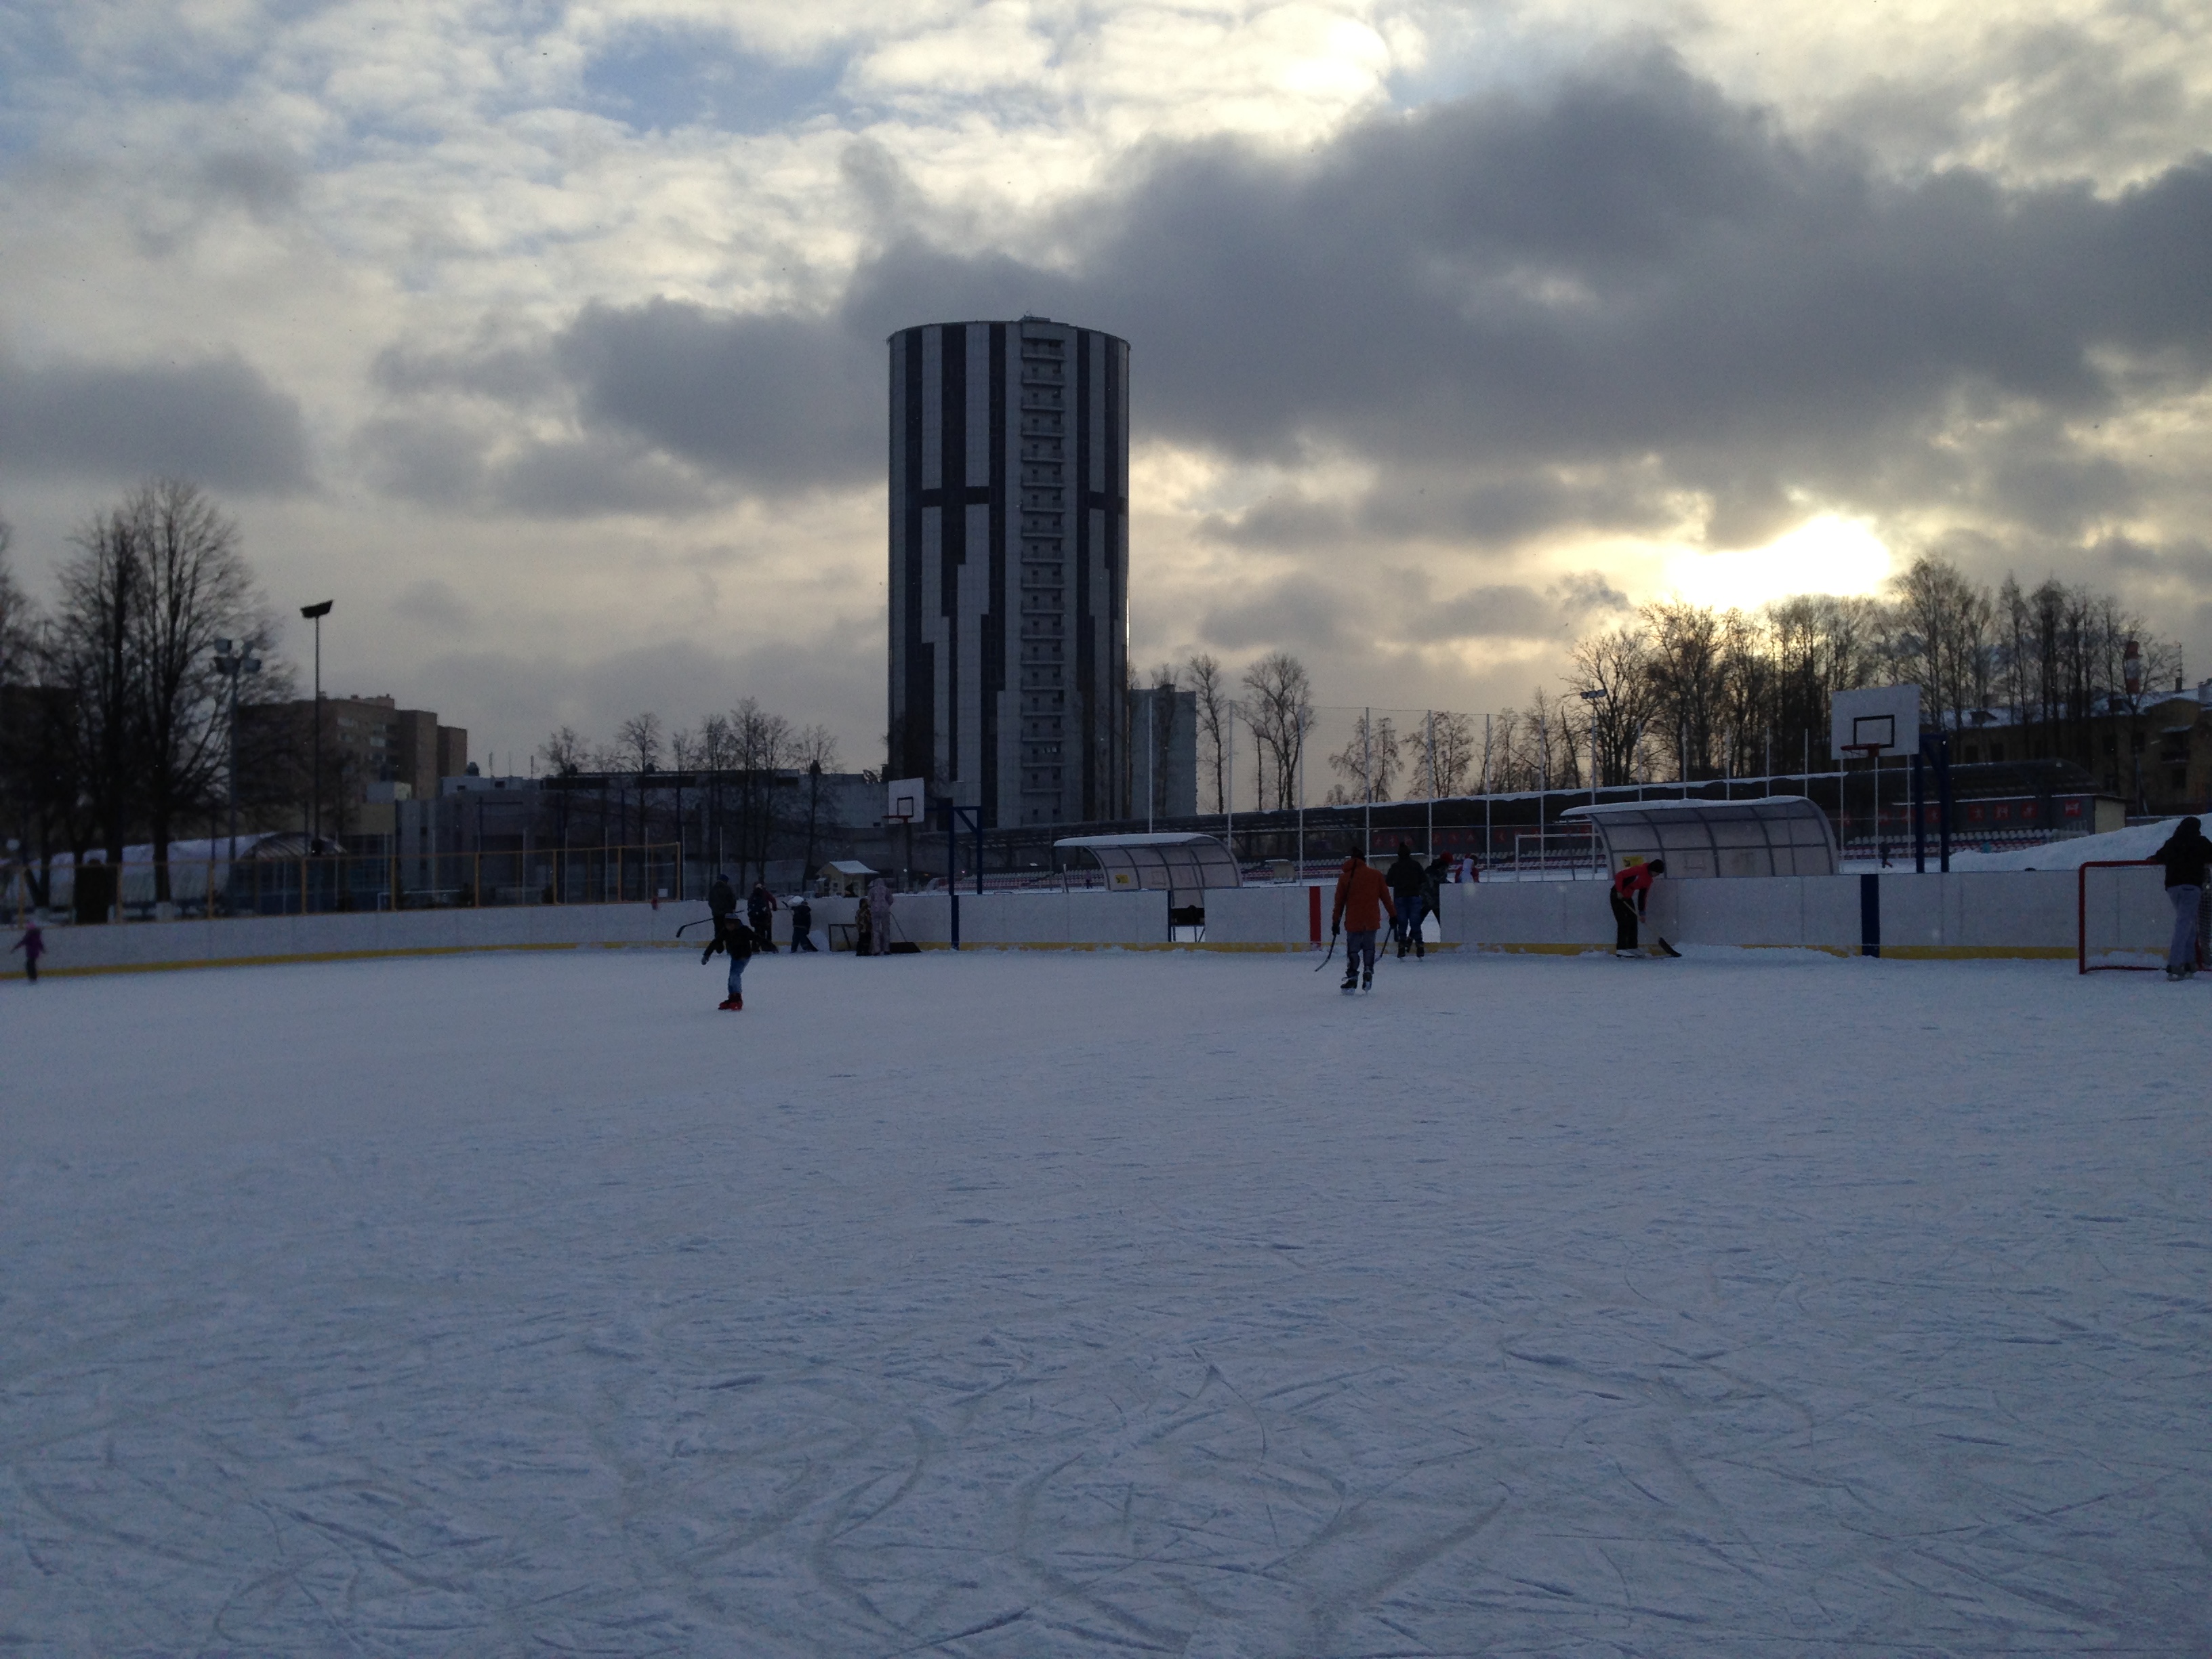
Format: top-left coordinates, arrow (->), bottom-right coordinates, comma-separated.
3,0 -> 2209,771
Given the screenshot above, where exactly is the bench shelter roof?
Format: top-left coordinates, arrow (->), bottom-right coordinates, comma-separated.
1052,833 -> 1243,903
1560,796 -> 1837,878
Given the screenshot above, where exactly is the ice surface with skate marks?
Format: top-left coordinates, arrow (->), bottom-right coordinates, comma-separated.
1,947 -> 2207,1655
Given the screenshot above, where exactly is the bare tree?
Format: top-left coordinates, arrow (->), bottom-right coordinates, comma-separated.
129,482 -> 274,897
1185,652 -> 1231,813
539,726 -> 589,777
1240,651 -> 1313,811
794,722 -> 839,878
616,711 -> 664,774
1429,710 -> 1478,796
1326,710 -> 1398,803
1568,624 -> 1654,785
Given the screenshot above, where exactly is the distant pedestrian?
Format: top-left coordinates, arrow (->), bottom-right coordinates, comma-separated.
867,875 -> 894,954
9,920 -> 43,984
1610,858 -> 1666,957
855,894 -> 874,956
1331,847 -> 1397,992
748,880 -> 778,952
2153,816 -> 2211,981
789,895 -> 818,952
1385,843 -> 1427,958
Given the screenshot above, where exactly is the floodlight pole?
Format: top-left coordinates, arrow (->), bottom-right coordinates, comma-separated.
300,600 -> 333,854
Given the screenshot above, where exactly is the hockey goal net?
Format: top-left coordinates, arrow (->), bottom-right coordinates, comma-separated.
2078,859 -> 2205,974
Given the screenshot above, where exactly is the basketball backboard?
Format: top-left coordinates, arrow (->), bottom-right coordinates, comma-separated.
1829,684 -> 1921,759
885,777 -> 927,823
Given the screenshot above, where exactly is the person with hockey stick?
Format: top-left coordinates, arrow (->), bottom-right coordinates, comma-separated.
1385,843 -> 1427,959
2152,816 -> 2211,980
747,880 -> 779,952
1609,857 -> 1667,957
702,907 -> 756,1009
1331,846 -> 1397,991
703,872 -> 737,965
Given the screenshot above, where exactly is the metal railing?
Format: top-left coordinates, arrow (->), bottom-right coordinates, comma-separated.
6,844 -> 683,924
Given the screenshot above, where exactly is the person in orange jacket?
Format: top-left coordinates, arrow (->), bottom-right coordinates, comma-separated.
1330,846 -> 1397,991
1609,857 -> 1666,956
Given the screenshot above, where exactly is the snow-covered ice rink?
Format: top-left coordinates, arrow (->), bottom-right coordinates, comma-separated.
3,945 -> 2207,1656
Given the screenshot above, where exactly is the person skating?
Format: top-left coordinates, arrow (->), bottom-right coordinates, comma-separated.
1331,846 -> 1397,991
703,872 -> 736,964
747,880 -> 779,952
9,920 -> 43,984
1609,857 -> 1666,956
1385,843 -> 1427,958
705,909 -> 756,1009
788,893 -> 819,951
2152,816 -> 2211,980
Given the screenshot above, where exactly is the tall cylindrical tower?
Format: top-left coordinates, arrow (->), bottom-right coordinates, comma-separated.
888,317 -> 1130,829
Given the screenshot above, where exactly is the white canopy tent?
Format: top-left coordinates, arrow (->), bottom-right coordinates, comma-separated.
1560,796 -> 1838,878
1052,833 -> 1242,915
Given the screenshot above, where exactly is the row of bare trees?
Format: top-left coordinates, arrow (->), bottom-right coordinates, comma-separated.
1154,554 -> 2181,811
537,701 -> 844,882
1,481 -> 299,899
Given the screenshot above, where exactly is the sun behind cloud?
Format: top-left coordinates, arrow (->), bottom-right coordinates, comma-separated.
1661,514 -> 1894,611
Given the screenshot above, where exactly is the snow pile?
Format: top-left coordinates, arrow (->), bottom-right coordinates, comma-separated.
1948,817 -> 2186,870
3,949 -> 2206,1654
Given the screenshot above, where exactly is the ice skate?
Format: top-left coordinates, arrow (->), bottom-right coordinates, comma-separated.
718,995 -> 743,1010
1340,966 -> 1358,993
1361,968 -> 1372,991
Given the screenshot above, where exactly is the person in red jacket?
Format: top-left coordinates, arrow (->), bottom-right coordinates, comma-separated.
1609,857 -> 1666,956
1330,847 -> 1397,991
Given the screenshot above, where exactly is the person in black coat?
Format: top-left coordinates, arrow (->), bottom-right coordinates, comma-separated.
747,880 -> 778,952
1385,844 -> 1428,958
703,873 -> 737,964
789,895 -> 818,951
2152,816 -> 2211,979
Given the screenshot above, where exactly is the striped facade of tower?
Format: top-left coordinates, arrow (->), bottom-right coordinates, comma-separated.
888,319 -> 1130,828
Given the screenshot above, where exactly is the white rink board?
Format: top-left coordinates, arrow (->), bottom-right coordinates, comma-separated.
3,948 -> 2207,1655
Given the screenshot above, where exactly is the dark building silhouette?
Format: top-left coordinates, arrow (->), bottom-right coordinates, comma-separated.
888,317 -> 1130,827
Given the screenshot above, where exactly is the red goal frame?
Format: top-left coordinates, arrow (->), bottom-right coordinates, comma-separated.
2077,859 -> 2182,975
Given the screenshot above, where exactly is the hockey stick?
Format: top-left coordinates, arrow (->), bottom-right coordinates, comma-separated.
675,918 -> 716,937
1313,927 -> 1340,971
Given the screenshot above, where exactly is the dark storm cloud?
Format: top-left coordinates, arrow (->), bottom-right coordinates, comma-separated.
551,300 -> 878,487
0,348 -> 311,493
376,50 -> 2212,538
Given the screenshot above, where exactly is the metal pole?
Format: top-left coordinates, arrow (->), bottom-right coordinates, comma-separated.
1426,709 -> 1435,857
1936,735 -> 1952,872
1482,714 -> 1492,872
1913,749 -> 1926,873
1225,706 -> 1234,866
311,615 -> 320,851
1362,707 -> 1372,859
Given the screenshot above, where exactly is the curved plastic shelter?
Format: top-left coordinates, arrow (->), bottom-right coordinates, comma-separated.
1559,796 -> 1837,878
1053,832 -> 1242,916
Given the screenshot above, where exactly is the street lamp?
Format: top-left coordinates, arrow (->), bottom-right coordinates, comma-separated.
300,600 -> 333,851
1578,688 -> 1610,807
212,638 -> 262,897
